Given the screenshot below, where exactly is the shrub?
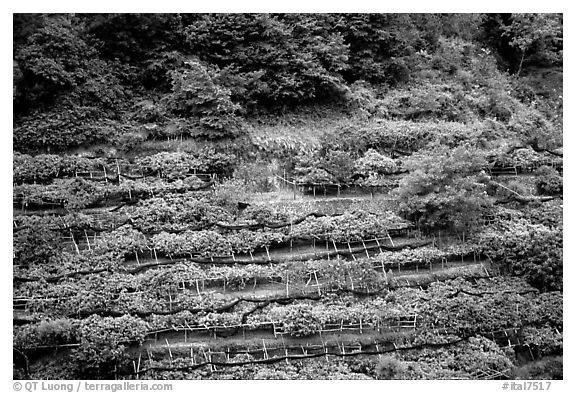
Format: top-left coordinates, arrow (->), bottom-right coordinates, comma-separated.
355,149 -> 397,175
213,178 -> 252,209
72,315 -> 149,378
14,225 -> 62,266
535,166 -> 562,195
395,144 -> 491,230
293,149 -> 355,184
164,60 -> 240,138
476,220 -> 562,291
512,356 -> 562,380
375,357 -> 407,379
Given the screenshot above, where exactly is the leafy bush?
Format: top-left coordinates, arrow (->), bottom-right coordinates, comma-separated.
164,60 -> 240,138
213,178 -> 252,210
14,225 -> 62,265
520,326 -> 563,357
72,315 -> 149,378
395,144 -> 491,230
476,220 -> 562,291
535,166 -> 562,195
511,356 -> 562,380
294,149 -> 355,184
355,149 -> 397,175
375,357 -> 407,380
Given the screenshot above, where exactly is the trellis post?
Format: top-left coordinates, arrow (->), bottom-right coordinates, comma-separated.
70,230 -> 80,255
84,230 -> 91,250
361,239 -> 370,258
265,246 -> 271,261
313,270 -> 321,295
347,240 -> 356,260
386,229 -> 395,247
165,339 -> 173,364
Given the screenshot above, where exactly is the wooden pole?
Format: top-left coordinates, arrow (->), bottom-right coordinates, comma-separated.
265,246 -> 271,261
262,339 -> 269,360
84,230 -> 91,250
386,230 -> 395,247
165,339 -> 173,362
361,239 -> 370,258
70,230 -> 80,255
313,270 -> 321,295
347,241 -> 356,261
116,159 -> 121,184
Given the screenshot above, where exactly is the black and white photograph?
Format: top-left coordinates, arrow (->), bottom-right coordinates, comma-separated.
10,8 -> 566,385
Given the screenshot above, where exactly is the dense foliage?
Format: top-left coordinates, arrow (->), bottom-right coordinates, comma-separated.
14,13 -> 562,152
13,13 -> 562,381
395,144 -> 491,230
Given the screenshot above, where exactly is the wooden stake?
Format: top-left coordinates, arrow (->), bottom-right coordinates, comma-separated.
165,339 -> 173,361
116,159 -> 121,183
347,241 -> 356,260
84,230 -> 91,250
361,239 -> 370,258
262,339 -> 269,360
70,230 -> 80,255
313,270 -> 321,295
386,230 -> 395,247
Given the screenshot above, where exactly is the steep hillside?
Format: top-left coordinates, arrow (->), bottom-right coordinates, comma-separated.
13,13 -> 562,380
